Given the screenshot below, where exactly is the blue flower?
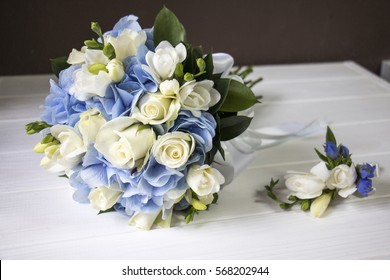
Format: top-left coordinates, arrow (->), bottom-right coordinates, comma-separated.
119,156 -> 188,215
123,54 -> 159,92
69,166 -> 91,204
40,65 -> 86,126
87,75 -> 143,120
144,28 -> 155,51
73,146 -> 137,190
339,144 -> 350,158
357,179 -> 373,196
359,163 -> 376,179
324,141 -> 339,160
104,15 -> 142,37
170,110 -> 216,153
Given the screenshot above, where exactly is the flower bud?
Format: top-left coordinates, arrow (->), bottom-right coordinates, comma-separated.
310,192 -> 332,218
106,59 -> 125,82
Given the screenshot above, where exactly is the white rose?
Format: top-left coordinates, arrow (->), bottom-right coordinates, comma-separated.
77,108 -> 107,146
327,164 -> 357,198
131,93 -> 181,126
153,132 -> 195,169
69,64 -> 112,101
41,125 -> 86,173
106,59 -> 125,83
187,164 -> 225,196
145,41 -> 187,80
106,29 -> 146,61
160,79 -> 180,97
94,117 -> 156,170
310,192 -> 332,218
179,80 -> 220,116
284,161 -> 330,199
88,186 -> 122,211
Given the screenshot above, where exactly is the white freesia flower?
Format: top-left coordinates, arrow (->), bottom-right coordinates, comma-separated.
145,41 -> 187,80
69,49 -> 117,101
106,29 -> 146,61
41,125 -> 86,174
84,49 -> 110,65
69,64 -> 112,101
160,79 -> 180,97
88,186 -> 122,211
67,46 -> 87,64
131,93 -> 181,126
284,161 -> 330,199
106,59 -> 125,82
327,164 -> 357,198
310,192 -> 333,218
179,80 -> 220,116
128,209 -> 161,230
77,108 -> 107,146
153,132 -> 195,169
94,117 -> 156,170
187,164 -> 225,196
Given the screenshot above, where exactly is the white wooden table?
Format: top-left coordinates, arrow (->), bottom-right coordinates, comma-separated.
1,61 -> 389,259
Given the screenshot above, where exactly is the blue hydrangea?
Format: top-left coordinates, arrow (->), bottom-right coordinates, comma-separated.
104,15 -> 142,37
70,146 -> 138,191
40,65 -> 86,126
170,110 -> 216,152
324,141 -> 339,160
119,156 -> 188,215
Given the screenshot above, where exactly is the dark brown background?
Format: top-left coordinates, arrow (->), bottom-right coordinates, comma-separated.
2,0 -> 390,75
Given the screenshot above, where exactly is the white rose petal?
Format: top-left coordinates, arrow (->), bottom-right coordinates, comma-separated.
179,80 -> 220,116
77,108 -> 107,146
88,186 -> 122,211
327,164 -> 357,197
106,29 -> 146,61
187,164 -> 225,197
95,117 -> 156,170
145,41 -> 187,81
132,93 -> 180,126
153,132 -> 195,169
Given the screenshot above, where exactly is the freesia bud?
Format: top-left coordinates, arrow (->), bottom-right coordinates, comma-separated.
310,192 -> 332,218
106,59 -> 125,82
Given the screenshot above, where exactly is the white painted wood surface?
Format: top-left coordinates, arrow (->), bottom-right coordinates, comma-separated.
1,61 -> 389,259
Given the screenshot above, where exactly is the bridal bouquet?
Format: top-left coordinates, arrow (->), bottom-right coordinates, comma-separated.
25,7 -> 259,229
265,127 -> 377,217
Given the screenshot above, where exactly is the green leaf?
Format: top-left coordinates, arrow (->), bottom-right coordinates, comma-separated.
182,44 -> 203,75
154,6 -> 187,47
203,53 -> 214,79
326,126 -> 337,145
103,42 -> 116,59
204,113 -> 224,164
220,79 -> 258,112
50,57 -> 70,78
184,207 -> 198,224
208,78 -> 231,115
219,116 -> 252,141
97,207 -> 116,215
315,148 -> 328,163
